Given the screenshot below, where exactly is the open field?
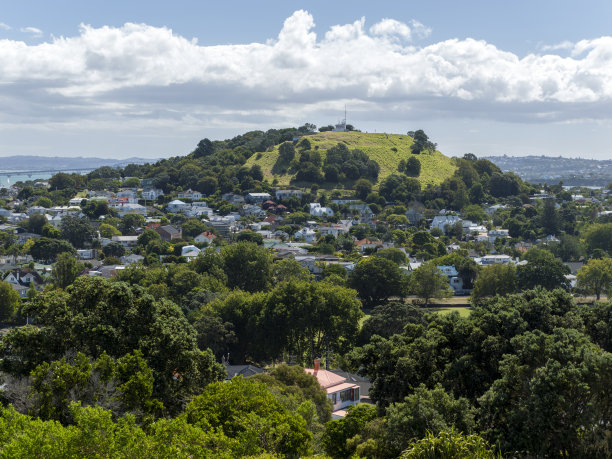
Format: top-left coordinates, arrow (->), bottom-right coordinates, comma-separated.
245,131 -> 456,188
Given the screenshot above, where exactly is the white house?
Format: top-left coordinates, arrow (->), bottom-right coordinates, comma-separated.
431,215 -> 461,232
246,193 -> 271,204
115,203 -> 147,217
276,189 -> 304,201
167,199 -> 190,213
181,245 -> 201,261
294,227 -> 317,243
437,265 -> 464,294
141,189 -> 164,201
111,235 -> 138,248
310,203 -> 334,217
477,254 -> 513,266
178,189 -> 203,200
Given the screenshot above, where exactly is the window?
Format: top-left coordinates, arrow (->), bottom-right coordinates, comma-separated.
330,393 -> 337,404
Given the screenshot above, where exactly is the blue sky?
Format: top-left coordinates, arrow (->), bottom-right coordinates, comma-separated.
1,1 -> 612,159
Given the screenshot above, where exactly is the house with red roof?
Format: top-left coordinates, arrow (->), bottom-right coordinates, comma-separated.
305,358 -> 361,418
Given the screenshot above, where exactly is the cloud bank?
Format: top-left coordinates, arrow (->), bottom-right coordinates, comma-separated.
1,10 -> 612,139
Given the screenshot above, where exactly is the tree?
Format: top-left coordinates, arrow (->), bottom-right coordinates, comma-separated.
271,258 -> 312,283
409,262 -> 453,305
181,219 -> 207,239
102,241 -> 125,259
385,385 -> 476,456
99,223 -> 121,238
400,430 -> 498,459
322,404 -> 378,459
1,277 -> 225,411
517,248 -> 570,290
0,280 -> 19,320
584,223 -> 612,256
278,141 -> 296,162
235,230 -> 264,245
349,257 -> 409,306
576,257 -> 612,300
540,198 -> 559,235
358,301 -> 426,344
60,216 -> 96,249
118,214 -> 146,236
471,264 -> 516,304
479,328 -> 612,457
28,214 -> 48,234
354,178 -> 372,200
405,157 -> 421,177
185,376 -> 312,457
376,247 -> 407,265
221,242 -> 273,292
51,252 -> 84,289
29,237 -> 75,263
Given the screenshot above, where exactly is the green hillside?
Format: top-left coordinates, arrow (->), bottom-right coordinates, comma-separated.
245,131 -> 456,188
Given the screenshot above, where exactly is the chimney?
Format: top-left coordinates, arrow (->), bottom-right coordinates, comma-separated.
314,358 -> 321,372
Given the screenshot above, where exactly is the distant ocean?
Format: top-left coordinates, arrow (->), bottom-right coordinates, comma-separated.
0,170 -> 93,188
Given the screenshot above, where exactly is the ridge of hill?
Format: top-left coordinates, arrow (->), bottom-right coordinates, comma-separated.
245,131 -> 456,188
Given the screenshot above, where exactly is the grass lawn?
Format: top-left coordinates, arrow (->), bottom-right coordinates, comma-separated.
245,131 -> 456,188
423,306 -> 472,318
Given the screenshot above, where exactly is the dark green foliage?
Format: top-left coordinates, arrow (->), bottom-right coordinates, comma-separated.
349,257 -> 409,307
405,156 -> 421,177
358,301 -> 426,344
1,277 -> 225,412
60,215 -> 96,249
185,376 -> 312,457
379,174 -> 421,203
221,242 -> 272,292
322,404 -> 377,458
517,248 -> 570,290
29,237 -> 75,263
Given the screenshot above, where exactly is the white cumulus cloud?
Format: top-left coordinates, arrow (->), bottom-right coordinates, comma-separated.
0,22 -> 11,31
0,10 -> 611,136
20,26 -> 43,37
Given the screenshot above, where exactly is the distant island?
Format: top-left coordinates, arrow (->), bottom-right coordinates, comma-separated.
485,155 -> 612,187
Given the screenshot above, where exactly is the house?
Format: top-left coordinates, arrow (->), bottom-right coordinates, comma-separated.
276,189 -> 304,201
348,203 -> 373,219
305,358 -> 361,418
222,356 -> 265,380
194,231 -> 217,245
156,225 -> 182,242
245,192 -> 271,204
488,229 -> 509,242
77,249 -> 96,260
294,227 -> 317,243
167,200 -> 190,213
221,193 -> 245,206
4,269 -> 44,288
437,265 -> 464,294
141,189 -> 164,201
181,245 -> 201,261
318,224 -> 350,238
120,254 -> 145,265
241,204 -> 267,218
477,254 -> 513,266
178,189 -> 203,200
27,206 -> 48,216
115,203 -> 147,217
431,215 -> 461,232
11,283 -> 30,298
309,203 -> 334,217
111,235 -> 139,248
355,238 -> 383,252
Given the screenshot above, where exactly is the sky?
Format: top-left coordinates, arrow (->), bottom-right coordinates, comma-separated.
1,1 -> 612,160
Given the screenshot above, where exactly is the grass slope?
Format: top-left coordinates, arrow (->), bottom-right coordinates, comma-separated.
245,131 -> 456,188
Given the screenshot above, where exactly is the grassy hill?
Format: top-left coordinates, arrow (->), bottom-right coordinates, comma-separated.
245,131 -> 456,188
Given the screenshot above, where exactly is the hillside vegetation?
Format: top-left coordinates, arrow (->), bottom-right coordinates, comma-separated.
245,131 -> 456,188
